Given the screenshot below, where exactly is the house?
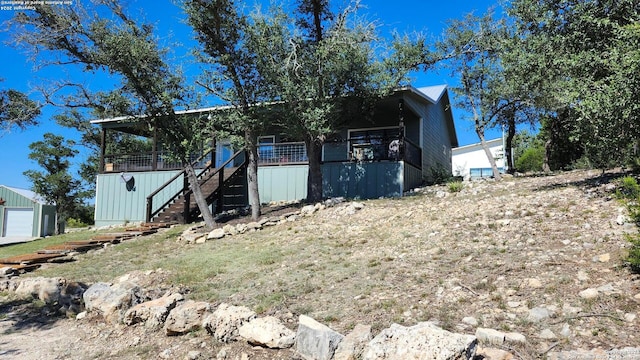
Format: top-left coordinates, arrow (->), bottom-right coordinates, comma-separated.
451,138 -> 506,180
90,85 -> 458,227
0,185 -> 56,239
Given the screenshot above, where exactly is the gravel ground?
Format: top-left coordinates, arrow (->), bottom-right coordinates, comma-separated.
1,169 -> 639,359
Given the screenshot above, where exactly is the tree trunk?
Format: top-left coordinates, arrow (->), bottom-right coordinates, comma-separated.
505,117 -> 516,174
476,127 -> 502,181
543,139 -> 552,173
245,130 -> 261,221
184,162 -> 216,229
305,135 -> 324,203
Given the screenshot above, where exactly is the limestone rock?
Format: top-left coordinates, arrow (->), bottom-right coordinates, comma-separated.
207,228 -> 226,240
350,202 -> 365,210
83,281 -> 143,323
539,328 -> 556,340
301,205 -> 317,215
548,348 -> 640,360
222,224 -> 238,235
238,316 -> 295,349
333,324 -> 372,360
362,322 -> 477,360
475,328 -> 505,346
203,303 -> 257,343
0,267 -> 15,277
236,224 -> 248,233
504,332 -> 526,345
526,278 -> 543,289
296,315 -> 344,359
476,347 -> 514,360
462,317 -> 478,327
246,222 -> 262,231
579,288 -> 599,299
123,292 -> 184,329
164,300 -> 212,336
528,307 -> 552,323
14,277 -> 64,304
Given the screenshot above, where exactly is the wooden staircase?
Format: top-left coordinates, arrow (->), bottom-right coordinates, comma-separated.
146,150 -> 249,224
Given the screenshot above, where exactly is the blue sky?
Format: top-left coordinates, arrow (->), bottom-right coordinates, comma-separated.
0,0 -> 502,190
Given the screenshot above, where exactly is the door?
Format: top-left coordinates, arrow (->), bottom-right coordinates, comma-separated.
3,208 -> 34,237
215,141 -> 235,168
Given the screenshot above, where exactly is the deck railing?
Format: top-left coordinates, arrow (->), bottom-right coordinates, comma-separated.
103,151 -> 212,172
323,136 -> 422,169
258,142 -> 308,165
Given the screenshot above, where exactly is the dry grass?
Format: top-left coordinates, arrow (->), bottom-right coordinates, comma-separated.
4,169 -> 640,358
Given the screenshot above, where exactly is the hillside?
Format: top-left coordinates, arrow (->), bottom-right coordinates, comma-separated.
1,169 -> 639,359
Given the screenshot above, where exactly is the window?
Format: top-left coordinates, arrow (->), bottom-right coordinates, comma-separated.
258,135 -> 275,160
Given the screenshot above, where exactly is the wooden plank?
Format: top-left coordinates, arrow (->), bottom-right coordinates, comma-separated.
38,243 -> 103,253
0,253 -> 65,265
0,263 -> 41,272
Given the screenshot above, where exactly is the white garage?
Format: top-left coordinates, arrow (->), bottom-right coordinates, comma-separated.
0,185 -> 56,239
452,138 -> 506,180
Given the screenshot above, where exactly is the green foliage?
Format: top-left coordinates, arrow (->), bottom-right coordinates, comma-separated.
570,156 -> 593,170
447,181 -> 464,193
613,175 -> 640,272
625,234 -> 640,273
428,163 -> 452,185
23,133 -> 88,231
515,146 -> 545,173
66,218 -> 89,228
507,0 -> 640,171
0,84 -> 40,132
616,176 -> 640,200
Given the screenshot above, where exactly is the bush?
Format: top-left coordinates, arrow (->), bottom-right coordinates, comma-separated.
515,146 -> 544,173
570,155 -> 593,170
66,218 -> 91,228
625,234 -> 640,273
616,176 -> 640,272
429,163 -> 452,185
447,181 -> 464,193
616,176 -> 640,200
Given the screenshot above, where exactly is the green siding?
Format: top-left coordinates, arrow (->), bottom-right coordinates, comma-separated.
0,186 -> 48,238
322,162 -> 403,199
258,165 -> 308,203
405,93 -> 454,181
40,205 -> 56,236
404,163 -> 423,191
94,171 -> 182,227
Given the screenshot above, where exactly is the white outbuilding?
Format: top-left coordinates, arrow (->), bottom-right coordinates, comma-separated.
452,138 -> 506,180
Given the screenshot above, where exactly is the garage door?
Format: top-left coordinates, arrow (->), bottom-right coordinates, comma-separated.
3,208 -> 34,237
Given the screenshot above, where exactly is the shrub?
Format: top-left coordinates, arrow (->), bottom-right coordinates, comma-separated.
625,234 -> 640,273
616,176 -> 640,200
447,181 -> 464,193
429,163 -> 452,185
515,146 -> 544,173
66,218 -> 90,228
570,155 -> 593,170
616,176 -> 640,273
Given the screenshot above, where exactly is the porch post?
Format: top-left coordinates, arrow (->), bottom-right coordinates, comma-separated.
152,123 -> 158,170
398,99 -> 405,159
100,128 -> 106,173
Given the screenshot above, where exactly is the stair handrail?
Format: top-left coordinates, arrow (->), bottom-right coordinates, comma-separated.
145,149 -> 213,222
183,149 -> 248,221
146,149 -> 247,222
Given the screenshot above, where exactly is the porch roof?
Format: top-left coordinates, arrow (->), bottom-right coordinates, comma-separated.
89,85 -> 450,127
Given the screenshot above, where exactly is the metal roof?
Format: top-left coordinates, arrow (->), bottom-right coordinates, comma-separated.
0,185 -> 50,205
89,85 -> 450,126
